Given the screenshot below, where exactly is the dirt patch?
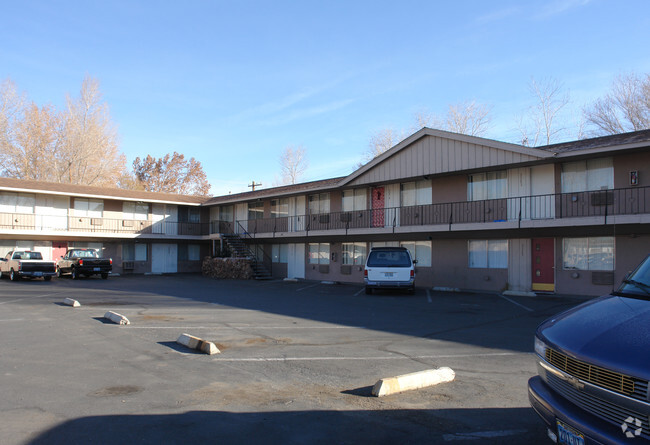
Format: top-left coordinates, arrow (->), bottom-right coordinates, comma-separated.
89,385 -> 143,397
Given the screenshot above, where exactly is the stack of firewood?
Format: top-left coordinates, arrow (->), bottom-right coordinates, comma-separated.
202,257 -> 254,280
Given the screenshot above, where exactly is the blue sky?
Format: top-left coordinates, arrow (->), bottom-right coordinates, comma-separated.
2,0 -> 650,196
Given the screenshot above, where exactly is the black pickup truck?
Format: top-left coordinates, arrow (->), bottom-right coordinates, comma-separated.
56,248 -> 112,279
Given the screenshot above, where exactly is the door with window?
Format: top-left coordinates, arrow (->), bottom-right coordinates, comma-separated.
532,238 -> 554,292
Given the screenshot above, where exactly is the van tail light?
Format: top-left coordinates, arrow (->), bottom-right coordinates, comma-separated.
364,269 -> 368,278
410,270 -> 414,278
79,259 -> 84,266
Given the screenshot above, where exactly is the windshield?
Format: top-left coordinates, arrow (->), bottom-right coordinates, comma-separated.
15,251 -> 43,260
617,255 -> 650,296
75,250 -> 99,258
367,250 -> 412,267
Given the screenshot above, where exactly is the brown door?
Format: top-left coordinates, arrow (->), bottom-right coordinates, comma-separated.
532,238 -> 554,292
371,187 -> 385,227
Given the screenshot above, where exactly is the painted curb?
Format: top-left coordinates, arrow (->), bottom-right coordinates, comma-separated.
176,333 -> 220,355
502,290 -> 537,298
372,367 -> 455,397
283,278 -> 299,283
104,311 -> 130,325
63,298 -> 81,307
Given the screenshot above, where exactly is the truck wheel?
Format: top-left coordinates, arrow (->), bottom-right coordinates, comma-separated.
44,276 -> 52,281
0,270 -> 3,279
101,273 -> 108,280
56,267 -> 63,278
10,269 -> 19,281
71,267 -> 79,280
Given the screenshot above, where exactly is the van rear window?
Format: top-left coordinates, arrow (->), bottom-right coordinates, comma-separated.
367,251 -> 411,267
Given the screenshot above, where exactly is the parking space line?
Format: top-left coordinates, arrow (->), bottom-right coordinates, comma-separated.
426,289 -> 432,303
499,294 -> 534,312
354,288 -> 364,296
296,283 -> 320,292
0,291 -> 67,305
443,429 -> 528,441
214,352 -> 522,362
126,325 -> 365,329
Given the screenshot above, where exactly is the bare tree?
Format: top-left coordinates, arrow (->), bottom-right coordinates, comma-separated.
517,77 -> 570,146
583,72 -> 650,135
0,76 -> 128,186
361,128 -> 401,164
279,145 -> 308,185
133,152 -> 211,196
446,101 -> 493,136
57,75 -> 126,186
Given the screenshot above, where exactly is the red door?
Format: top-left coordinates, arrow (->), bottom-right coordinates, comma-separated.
532,238 -> 554,292
371,187 -> 385,227
52,242 -> 68,262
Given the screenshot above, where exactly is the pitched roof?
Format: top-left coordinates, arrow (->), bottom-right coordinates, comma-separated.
0,177 -> 207,205
538,129 -> 650,154
202,177 -> 346,206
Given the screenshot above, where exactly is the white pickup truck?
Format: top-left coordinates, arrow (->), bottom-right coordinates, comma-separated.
0,250 -> 57,281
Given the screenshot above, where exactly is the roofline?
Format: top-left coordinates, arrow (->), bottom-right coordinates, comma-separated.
0,183 -> 205,206
340,127 -> 552,186
552,140 -> 650,158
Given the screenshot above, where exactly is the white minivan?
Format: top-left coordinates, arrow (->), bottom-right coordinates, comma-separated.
364,247 -> 415,294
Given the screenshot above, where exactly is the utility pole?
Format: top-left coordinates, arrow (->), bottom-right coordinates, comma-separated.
248,181 -> 262,191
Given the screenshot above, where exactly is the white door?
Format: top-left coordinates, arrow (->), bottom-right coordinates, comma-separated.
531,164 -> 555,219
152,243 -> 178,273
288,196 -> 306,232
384,183 -> 400,227
508,168 -> 531,221
287,243 -> 305,279
508,238 -> 532,292
152,204 -> 178,235
235,203 -> 248,234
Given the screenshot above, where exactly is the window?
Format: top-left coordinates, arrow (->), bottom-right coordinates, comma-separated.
0,192 -> 35,214
342,242 -> 367,265
308,243 -> 330,264
469,240 -> 507,268
563,237 -> 614,271
342,189 -> 367,212
248,202 -> 264,220
271,199 -> 289,218
400,241 -> 432,267
561,158 -> 613,193
468,171 -> 507,201
401,180 -> 432,207
272,244 -> 288,263
74,198 -> 103,217
219,205 -> 233,221
123,243 -> 147,261
178,244 -> 201,261
123,202 -> 149,220
308,193 -> 330,214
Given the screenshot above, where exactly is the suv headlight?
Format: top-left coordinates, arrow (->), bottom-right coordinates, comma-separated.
534,336 -> 548,358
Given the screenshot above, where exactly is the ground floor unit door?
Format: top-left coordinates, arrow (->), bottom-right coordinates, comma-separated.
152,243 -> 178,274
287,243 -> 305,279
532,238 -> 555,292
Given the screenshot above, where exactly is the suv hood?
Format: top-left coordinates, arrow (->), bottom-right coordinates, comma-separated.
538,294 -> 650,381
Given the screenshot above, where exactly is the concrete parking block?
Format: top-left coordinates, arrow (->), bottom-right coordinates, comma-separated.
63,298 -> 81,308
372,367 -> 455,397
104,311 -> 130,325
176,333 -> 220,355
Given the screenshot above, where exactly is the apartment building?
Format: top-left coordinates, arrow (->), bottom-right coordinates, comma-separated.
2,127 -> 649,296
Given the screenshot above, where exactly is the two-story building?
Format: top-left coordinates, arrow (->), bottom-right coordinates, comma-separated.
2,127 -> 649,296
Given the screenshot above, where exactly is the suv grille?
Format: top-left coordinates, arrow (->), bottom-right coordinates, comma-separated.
545,348 -> 648,400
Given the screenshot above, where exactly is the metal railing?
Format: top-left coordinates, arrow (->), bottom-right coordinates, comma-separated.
0,214 -> 209,236
212,185 -> 650,235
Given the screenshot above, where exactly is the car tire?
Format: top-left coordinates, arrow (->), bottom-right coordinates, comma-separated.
44,276 -> 52,281
0,270 -> 3,279
101,273 -> 108,280
56,267 -> 63,278
365,287 -> 372,295
71,267 -> 79,280
408,287 -> 415,295
10,269 -> 19,281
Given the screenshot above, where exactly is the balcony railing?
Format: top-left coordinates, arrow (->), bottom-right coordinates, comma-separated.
214,186 -> 650,236
0,214 -> 208,236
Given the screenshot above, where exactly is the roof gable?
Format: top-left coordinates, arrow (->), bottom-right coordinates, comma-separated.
342,128 -> 551,186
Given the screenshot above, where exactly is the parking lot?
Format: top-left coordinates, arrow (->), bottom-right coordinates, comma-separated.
0,275 -> 587,444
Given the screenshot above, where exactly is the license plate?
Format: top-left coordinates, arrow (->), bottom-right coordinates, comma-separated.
93,267 -> 100,271
557,420 -> 584,445
34,272 -> 42,277
384,272 -> 393,277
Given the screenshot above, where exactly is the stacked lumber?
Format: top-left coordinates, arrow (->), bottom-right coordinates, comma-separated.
202,257 -> 254,280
